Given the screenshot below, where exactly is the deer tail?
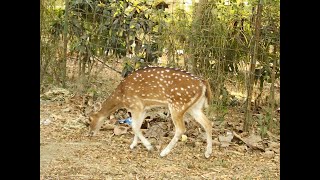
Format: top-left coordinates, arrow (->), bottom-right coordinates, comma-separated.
203,80 -> 212,107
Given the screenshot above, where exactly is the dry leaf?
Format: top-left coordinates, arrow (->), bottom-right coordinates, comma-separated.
62,108 -> 71,112
263,150 -> 275,158
269,141 -> 280,149
145,124 -> 166,139
50,114 -> 63,120
109,117 -> 118,125
218,131 -> 234,147
101,124 -> 116,130
243,134 -> 262,146
114,126 -> 128,135
212,139 -> 221,146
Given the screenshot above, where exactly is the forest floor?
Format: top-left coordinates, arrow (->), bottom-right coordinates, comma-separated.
40,63 -> 280,180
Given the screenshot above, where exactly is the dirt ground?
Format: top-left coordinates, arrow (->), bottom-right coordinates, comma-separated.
40,97 -> 279,180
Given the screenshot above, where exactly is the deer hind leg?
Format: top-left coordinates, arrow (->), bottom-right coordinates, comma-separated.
188,107 -> 212,158
160,107 -> 186,157
130,110 -> 153,151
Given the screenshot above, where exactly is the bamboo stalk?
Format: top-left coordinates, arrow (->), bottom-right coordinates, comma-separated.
62,0 -> 69,88
244,0 -> 263,132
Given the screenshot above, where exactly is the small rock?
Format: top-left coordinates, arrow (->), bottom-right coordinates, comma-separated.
41,119 -> 51,126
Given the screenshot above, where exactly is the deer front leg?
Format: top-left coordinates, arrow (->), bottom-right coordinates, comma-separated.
130,135 -> 139,149
130,110 -> 153,150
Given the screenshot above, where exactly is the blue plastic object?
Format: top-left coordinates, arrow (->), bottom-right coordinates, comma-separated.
118,117 -> 132,125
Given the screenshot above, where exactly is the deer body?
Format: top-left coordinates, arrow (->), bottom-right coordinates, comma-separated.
89,66 -> 213,158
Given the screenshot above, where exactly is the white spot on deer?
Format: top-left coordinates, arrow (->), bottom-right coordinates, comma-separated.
142,94 -> 146,96
153,69 -> 156,71
182,75 -> 185,77
168,76 -> 171,78
148,75 -> 150,77
176,73 -> 180,76
171,89 -> 174,92
193,90 -> 196,93
148,70 -> 151,72
187,86 -> 190,88
154,85 -> 157,88
133,77 -> 137,81
155,76 -> 158,79
196,86 -> 199,89
173,73 -> 175,75
150,74 -> 154,76
160,78 -> 163,81
181,87 -> 184,90
174,76 -> 178,79
179,79 -> 181,81
116,97 -> 120,100
165,69 -> 170,72
157,71 -> 160,74
135,90 -> 140,93
177,92 -> 181,96
192,84 -> 194,87
180,97 -> 183,100
161,71 -> 164,73
175,88 -> 178,90
159,84 -> 163,87
143,70 -> 147,72
186,91 -> 189,94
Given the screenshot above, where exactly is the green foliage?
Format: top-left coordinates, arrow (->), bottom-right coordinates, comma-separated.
63,0 -> 169,60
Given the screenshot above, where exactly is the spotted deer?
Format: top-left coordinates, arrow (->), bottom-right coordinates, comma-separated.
88,66 -> 213,158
